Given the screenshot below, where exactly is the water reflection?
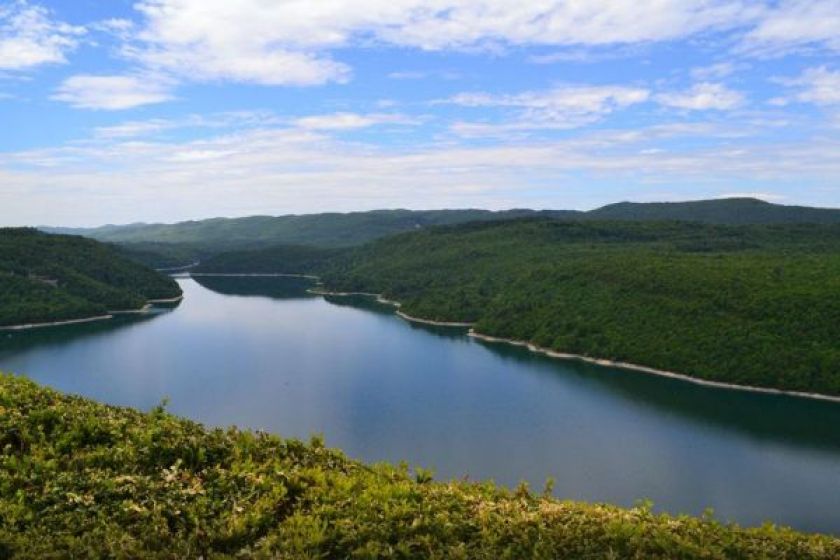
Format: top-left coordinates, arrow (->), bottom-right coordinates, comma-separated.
0,305 -> 177,360
192,275 -> 315,298
196,275 -> 840,453
469,339 -> 840,453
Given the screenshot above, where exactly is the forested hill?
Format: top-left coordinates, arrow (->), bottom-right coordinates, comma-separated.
588,197 -> 840,224
43,199 -> 840,257
0,229 -> 182,327
193,244 -> 343,274
316,220 -> 840,396
38,198 -> 840,270
45,209 -> 578,252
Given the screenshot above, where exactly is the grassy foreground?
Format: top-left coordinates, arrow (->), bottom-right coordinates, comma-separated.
1,375 -> 838,559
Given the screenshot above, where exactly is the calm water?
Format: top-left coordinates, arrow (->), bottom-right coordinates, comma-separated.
2,277 -> 839,534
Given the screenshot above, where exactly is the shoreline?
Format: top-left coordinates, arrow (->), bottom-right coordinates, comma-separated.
156,261 -> 200,273
109,304 -> 152,314
0,294 -> 183,332
395,310 -> 475,328
190,272 -> 319,279
184,271 -> 840,404
308,283 -> 840,403
309,288 -> 475,327
0,314 -> 114,331
147,295 -> 185,303
468,331 -> 840,404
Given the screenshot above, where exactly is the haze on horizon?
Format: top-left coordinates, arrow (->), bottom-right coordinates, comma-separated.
1,0 -> 839,227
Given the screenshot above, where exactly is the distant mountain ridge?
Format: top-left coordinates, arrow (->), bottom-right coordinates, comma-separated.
40,198 -> 840,261
43,209 -> 579,251
587,197 -> 840,224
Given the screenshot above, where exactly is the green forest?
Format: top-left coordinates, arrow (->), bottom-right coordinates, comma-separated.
47,198 -> 840,260
319,220 -> 840,395
194,244 -> 343,274
1,374 -> 836,559
53,198 -> 840,271
51,209 -> 569,253
193,219 -> 840,396
0,229 -> 182,327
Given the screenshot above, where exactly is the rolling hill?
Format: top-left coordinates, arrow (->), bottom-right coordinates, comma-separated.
0,229 -> 182,327
42,199 -> 840,270
313,219 -> 840,396
588,197 -> 840,224
46,209 -> 577,251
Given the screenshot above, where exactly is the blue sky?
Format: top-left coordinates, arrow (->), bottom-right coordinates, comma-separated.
1,0 -> 839,226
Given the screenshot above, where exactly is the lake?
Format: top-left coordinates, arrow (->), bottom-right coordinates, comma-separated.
2,276 -> 839,534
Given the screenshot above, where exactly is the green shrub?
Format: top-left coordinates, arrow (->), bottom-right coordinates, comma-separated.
1,374 -> 837,559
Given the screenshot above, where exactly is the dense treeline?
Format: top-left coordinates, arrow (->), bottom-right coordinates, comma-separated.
46,199 -> 840,259
2,374 -> 837,558
0,229 -> 182,326
315,220 -> 840,395
589,197 -> 840,224
52,209 -> 572,253
114,241 -> 202,270
50,198 -> 840,271
194,244 -> 344,274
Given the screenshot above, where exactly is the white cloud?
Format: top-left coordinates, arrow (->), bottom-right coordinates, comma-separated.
52,74 -> 175,110
741,0 -> 840,55
118,0 -> 761,88
293,112 -> 420,130
369,1 -> 753,49
0,121 -> 840,225
0,1 -> 84,70
778,67 -> 840,106
527,47 -> 641,65
94,119 -> 175,138
32,0 -> 830,101
388,70 -> 460,80
656,82 -> 745,110
716,192 -> 787,201
690,62 -> 740,80
445,85 -> 650,133
7,113 -> 835,226
93,111 -> 276,138
125,0 -> 355,86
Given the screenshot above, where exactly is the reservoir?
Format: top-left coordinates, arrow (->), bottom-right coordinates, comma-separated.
1,276 -> 839,533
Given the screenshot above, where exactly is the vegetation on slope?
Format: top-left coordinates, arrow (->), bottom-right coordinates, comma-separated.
0,229 -> 182,326
47,199 -> 840,259
589,197 -> 840,224
316,220 -> 840,396
194,245 -> 343,274
1,374 -> 837,559
52,209 -> 574,253
114,242 -> 202,270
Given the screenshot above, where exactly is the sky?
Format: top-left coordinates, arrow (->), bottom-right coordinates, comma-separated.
1,0 -> 839,227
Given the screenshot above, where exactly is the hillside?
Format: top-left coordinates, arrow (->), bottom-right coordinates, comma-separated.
193,244 -> 343,274
312,220 -> 840,396
1,374 -> 836,558
43,199 -> 840,264
588,198 -> 840,224
0,229 -> 182,327
47,209 -> 577,252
